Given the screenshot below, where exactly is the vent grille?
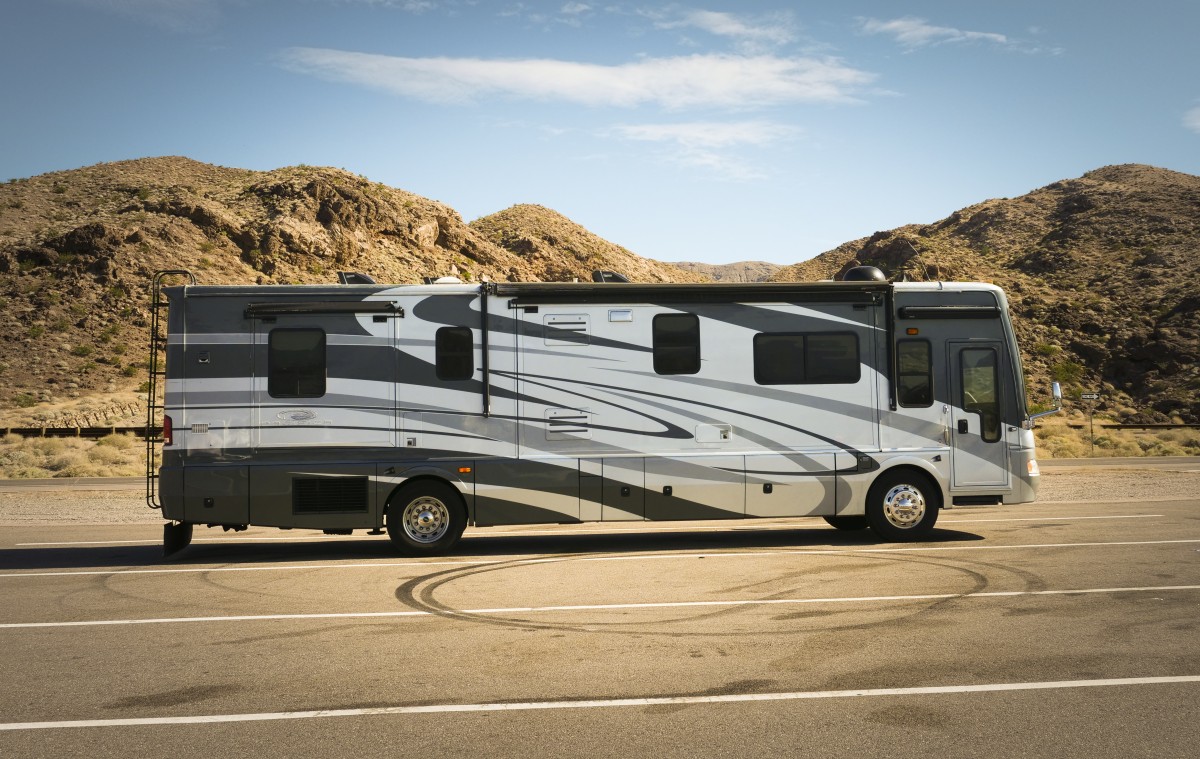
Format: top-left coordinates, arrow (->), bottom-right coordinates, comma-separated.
293,477 -> 369,514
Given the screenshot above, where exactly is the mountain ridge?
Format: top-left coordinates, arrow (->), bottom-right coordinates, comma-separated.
1,157 -> 1197,426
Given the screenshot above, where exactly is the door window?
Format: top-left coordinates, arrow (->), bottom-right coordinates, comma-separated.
960,347 -> 1000,442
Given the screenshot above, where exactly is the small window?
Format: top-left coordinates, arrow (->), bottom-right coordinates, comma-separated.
961,347 -> 1001,442
436,327 -> 474,381
653,313 -> 700,375
268,329 -> 325,398
754,332 -> 859,385
897,340 -> 933,407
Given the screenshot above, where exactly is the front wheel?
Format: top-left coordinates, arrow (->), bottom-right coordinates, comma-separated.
865,470 -> 939,542
386,481 -> 467,556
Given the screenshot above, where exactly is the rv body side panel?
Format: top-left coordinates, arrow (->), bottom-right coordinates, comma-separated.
156,279 -> 1041,544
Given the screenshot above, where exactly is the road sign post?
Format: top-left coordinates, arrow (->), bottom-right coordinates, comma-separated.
1080,392 -> 1101,456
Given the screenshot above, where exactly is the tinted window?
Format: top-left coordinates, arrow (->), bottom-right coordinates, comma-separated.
961,347 -> 1000,442
653,313 -> 700,375
754,332 -> 859,385
897,339 -> 933,407
436,327 -> 474,381
268,329 -> 325,398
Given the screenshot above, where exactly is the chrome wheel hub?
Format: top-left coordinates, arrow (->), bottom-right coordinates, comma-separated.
882,484 -> 926,529
402,497 -> 450,543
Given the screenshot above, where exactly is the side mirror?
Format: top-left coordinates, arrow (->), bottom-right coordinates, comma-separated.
1029,381 -> 1064,422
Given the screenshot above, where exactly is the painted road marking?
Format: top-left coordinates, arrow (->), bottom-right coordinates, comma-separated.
3,538 -> 1199,579
2,584 -> 1198,629
2,676 -> 1197,731
9,513 -> 1171,547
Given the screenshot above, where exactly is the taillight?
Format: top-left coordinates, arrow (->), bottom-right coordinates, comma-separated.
163,415 -> 173,446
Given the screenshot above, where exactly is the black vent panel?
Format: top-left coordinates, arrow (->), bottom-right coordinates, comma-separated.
293,477 -> 369,514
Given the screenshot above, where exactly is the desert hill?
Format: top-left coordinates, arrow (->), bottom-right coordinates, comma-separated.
470,204 -> 705,284
0,157 -> 700,426
772,164 -> 1200,422
1,158 -> 1197,429
669,260 -> 781,282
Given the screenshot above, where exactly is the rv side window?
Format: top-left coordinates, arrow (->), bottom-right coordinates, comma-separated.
897,339 -> 933,407
653,313 -> 700,375
268,329 -> 326,398
754,332 -> 859,385
436,326 -> 474,381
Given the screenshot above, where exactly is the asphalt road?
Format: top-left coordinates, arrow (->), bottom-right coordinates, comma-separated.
1,468 -> 1198,757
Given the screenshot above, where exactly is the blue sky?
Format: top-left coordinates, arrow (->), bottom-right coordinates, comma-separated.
3,1 -> 1198,265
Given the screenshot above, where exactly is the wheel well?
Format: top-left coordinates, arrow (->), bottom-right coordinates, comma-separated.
871,466 -> 944,510
382,476 -> 467,519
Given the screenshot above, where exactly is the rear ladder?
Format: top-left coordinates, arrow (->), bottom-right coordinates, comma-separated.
145,270 -> 194,510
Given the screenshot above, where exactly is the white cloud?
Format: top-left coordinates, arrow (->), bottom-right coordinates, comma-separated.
860,16 -> 1008,48
652,9 -> 795,52
561,2 -> 590,13
1186,106 -> 1200,134
280,49 -> 874,109
610,120 -> 800,181
612,120 -> 800,149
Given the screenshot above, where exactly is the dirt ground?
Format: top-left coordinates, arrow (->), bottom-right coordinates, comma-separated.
1,465 -> 1198,527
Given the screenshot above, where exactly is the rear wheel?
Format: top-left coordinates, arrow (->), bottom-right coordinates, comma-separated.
386,481 -> 467,556
822,515 -> 868,531
866,470 -> 939,542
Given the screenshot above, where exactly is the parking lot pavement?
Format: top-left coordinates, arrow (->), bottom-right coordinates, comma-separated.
1,478 -> 1198,758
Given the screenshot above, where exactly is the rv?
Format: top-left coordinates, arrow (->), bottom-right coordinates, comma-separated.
146,268 -> 1060,556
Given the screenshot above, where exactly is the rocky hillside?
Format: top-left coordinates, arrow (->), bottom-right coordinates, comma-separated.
470,205 -> 705,284
772,164 -> 1200,422
0,157 -> 701,426
2,158 -> 1197,428
669,260 -> 781,282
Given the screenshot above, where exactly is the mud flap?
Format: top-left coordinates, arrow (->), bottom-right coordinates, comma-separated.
163,521 -> 194,558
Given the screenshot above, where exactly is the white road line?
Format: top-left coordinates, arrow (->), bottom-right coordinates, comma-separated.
0,560 -> 498,579
9,513 -> 1169,547
14,535 -> 366,547
2,584 -> 1197,630
940,515 -> 1164,524
2,675 -> 1197,731
3,538 -> 1199,579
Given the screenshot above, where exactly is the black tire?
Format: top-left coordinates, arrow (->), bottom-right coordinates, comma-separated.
865,470 -> 940,542
386,481 -> 467,556
823,515 -> 869,531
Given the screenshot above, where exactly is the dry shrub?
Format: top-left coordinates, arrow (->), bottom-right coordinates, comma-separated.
0,434 -> 145,478
1032,414 -> 1199,458
96,433 -> 137,450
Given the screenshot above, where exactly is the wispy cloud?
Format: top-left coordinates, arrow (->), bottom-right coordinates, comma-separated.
653,9 -> 796,52
610,120 -> 801,180
1185,106 -> 1200,134
348,0 -> 436,10
280,49 -> 874,109
613,120 -> 800,149
860,16 -> 1008,49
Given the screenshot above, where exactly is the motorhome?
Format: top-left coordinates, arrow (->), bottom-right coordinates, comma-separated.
146,268 -> 1060,556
